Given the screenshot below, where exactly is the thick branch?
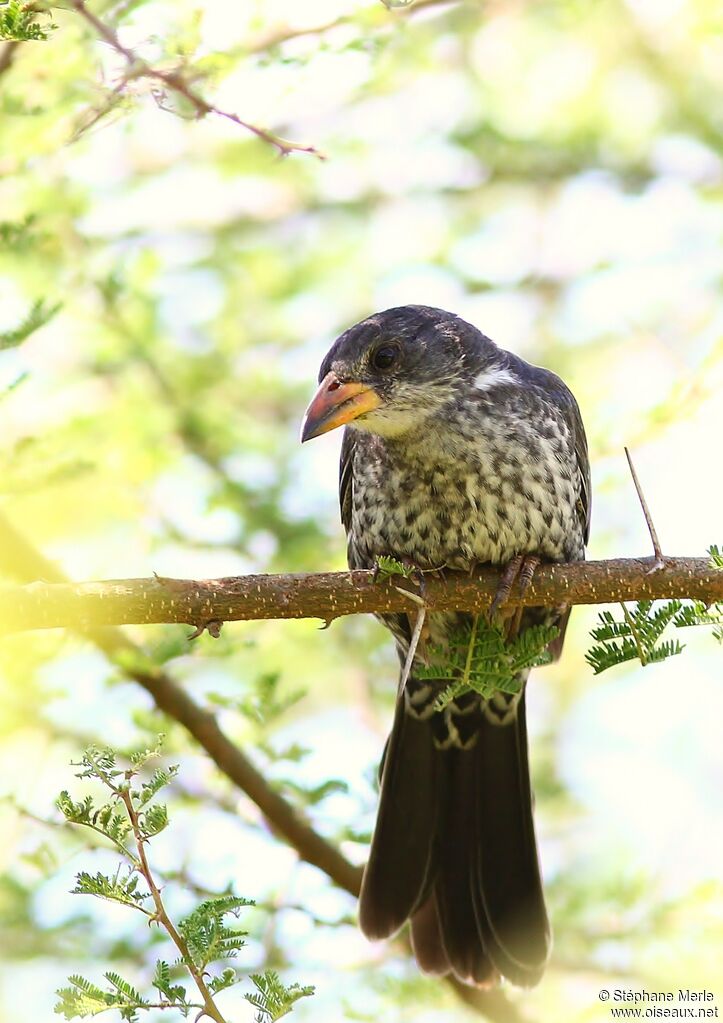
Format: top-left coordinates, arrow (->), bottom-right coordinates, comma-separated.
0,557 -> 719,634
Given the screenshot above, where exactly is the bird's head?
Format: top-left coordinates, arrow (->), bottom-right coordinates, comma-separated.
301,305 -> 499,442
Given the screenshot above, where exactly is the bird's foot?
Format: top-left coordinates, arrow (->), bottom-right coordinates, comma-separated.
488,553 -> 541,625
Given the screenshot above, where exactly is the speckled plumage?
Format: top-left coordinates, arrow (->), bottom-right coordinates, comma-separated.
339,341 -> 588,574
306,305 -> 590,988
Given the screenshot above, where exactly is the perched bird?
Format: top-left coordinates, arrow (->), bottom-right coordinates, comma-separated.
301,305 -> 590,987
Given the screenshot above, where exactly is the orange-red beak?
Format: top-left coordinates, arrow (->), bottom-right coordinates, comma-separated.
301,372 -> 381,442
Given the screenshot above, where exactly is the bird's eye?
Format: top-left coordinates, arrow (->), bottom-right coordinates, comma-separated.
370,344 -> 399,371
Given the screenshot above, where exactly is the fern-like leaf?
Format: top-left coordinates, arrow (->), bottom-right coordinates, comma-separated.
244,971 -> 315,1023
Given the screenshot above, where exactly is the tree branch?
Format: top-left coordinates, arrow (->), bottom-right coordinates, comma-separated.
0,511 -> 521,1019
0,557 -> 719,634
245,0 -> 465,54
0,40 -> 20,75
68,0 -> 322,158
0,512 -> 361,895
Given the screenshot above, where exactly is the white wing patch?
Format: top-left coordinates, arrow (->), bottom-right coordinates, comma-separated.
474,366 -> 516,390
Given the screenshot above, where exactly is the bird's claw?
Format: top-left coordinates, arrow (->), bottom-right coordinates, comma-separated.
488,553 -> 541,624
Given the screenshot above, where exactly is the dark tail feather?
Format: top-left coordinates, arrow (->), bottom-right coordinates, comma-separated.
470,692 -> 551,986
358,695 -> 441,940
432,745 -> 499,985
360,686 -> 550,988
409,892 -> 449,975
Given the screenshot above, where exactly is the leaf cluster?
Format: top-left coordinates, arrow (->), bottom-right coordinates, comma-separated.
587,546 -> 723,674
54,743 -> 314,1022
244,970 -> 315,1023
417,616 -> 559,712
224,671 -> 305,728
0,0 -> 55,41
178,894 -> 252,970
373,555 -> 415,580
56,973 -> 153,1023
586,600 -> 685,675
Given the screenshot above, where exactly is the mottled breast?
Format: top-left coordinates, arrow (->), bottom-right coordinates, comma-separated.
346,394 -> 585,571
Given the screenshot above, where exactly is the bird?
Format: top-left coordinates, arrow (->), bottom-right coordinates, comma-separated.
300,305 -> 590,988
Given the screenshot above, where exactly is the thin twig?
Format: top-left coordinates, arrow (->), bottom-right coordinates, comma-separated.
620,602 -> 647,666
245,0 -> 463,54
397,607 -> 427,696
462,613 -> 480,688
625,446 -> 664,570
68,0 -> 323,158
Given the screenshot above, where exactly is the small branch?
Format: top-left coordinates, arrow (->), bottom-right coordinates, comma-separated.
397,606 -> 427,696
620,602 -> 647,666
68,0 -> 322,158
1,557 -> 720,634
625,446 -> 664,567
118,780 -> 226,1023
0,40 -> 20,75
245,0 -> 463,54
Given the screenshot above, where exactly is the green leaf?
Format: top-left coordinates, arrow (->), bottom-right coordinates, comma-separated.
244,971 -> 315,1023
54,971 -> 147,1020
72,746 -> 122,783
179,895 -> 253,970
225,672 -> 304,728
0,214 -> 41,251
0,299 -> 61,349
415,617 -> 558,709
57,791 -> 95,825
586,600 -> 686,674
0,0 -> 56,41
278,777 -> 349,807
129,736 -> 167,768
374,555 -> 415,580
139,802 -> 169,838
152,960 -> 189,1005
208,968 -> 237,994
71,868 -> 150,910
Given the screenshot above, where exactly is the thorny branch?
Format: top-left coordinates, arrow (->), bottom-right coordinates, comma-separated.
0,557 -> 719,635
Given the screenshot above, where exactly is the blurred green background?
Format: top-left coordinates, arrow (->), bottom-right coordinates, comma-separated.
0,0 -> 721,1020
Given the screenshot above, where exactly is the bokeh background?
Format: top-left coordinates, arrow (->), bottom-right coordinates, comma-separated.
0,0 -> 721,1020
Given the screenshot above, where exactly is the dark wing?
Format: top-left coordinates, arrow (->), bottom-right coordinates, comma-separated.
339,427 -> 355,534
504,353 -> 590,547
544,383 -> 591,548
566,392 -> 591,545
